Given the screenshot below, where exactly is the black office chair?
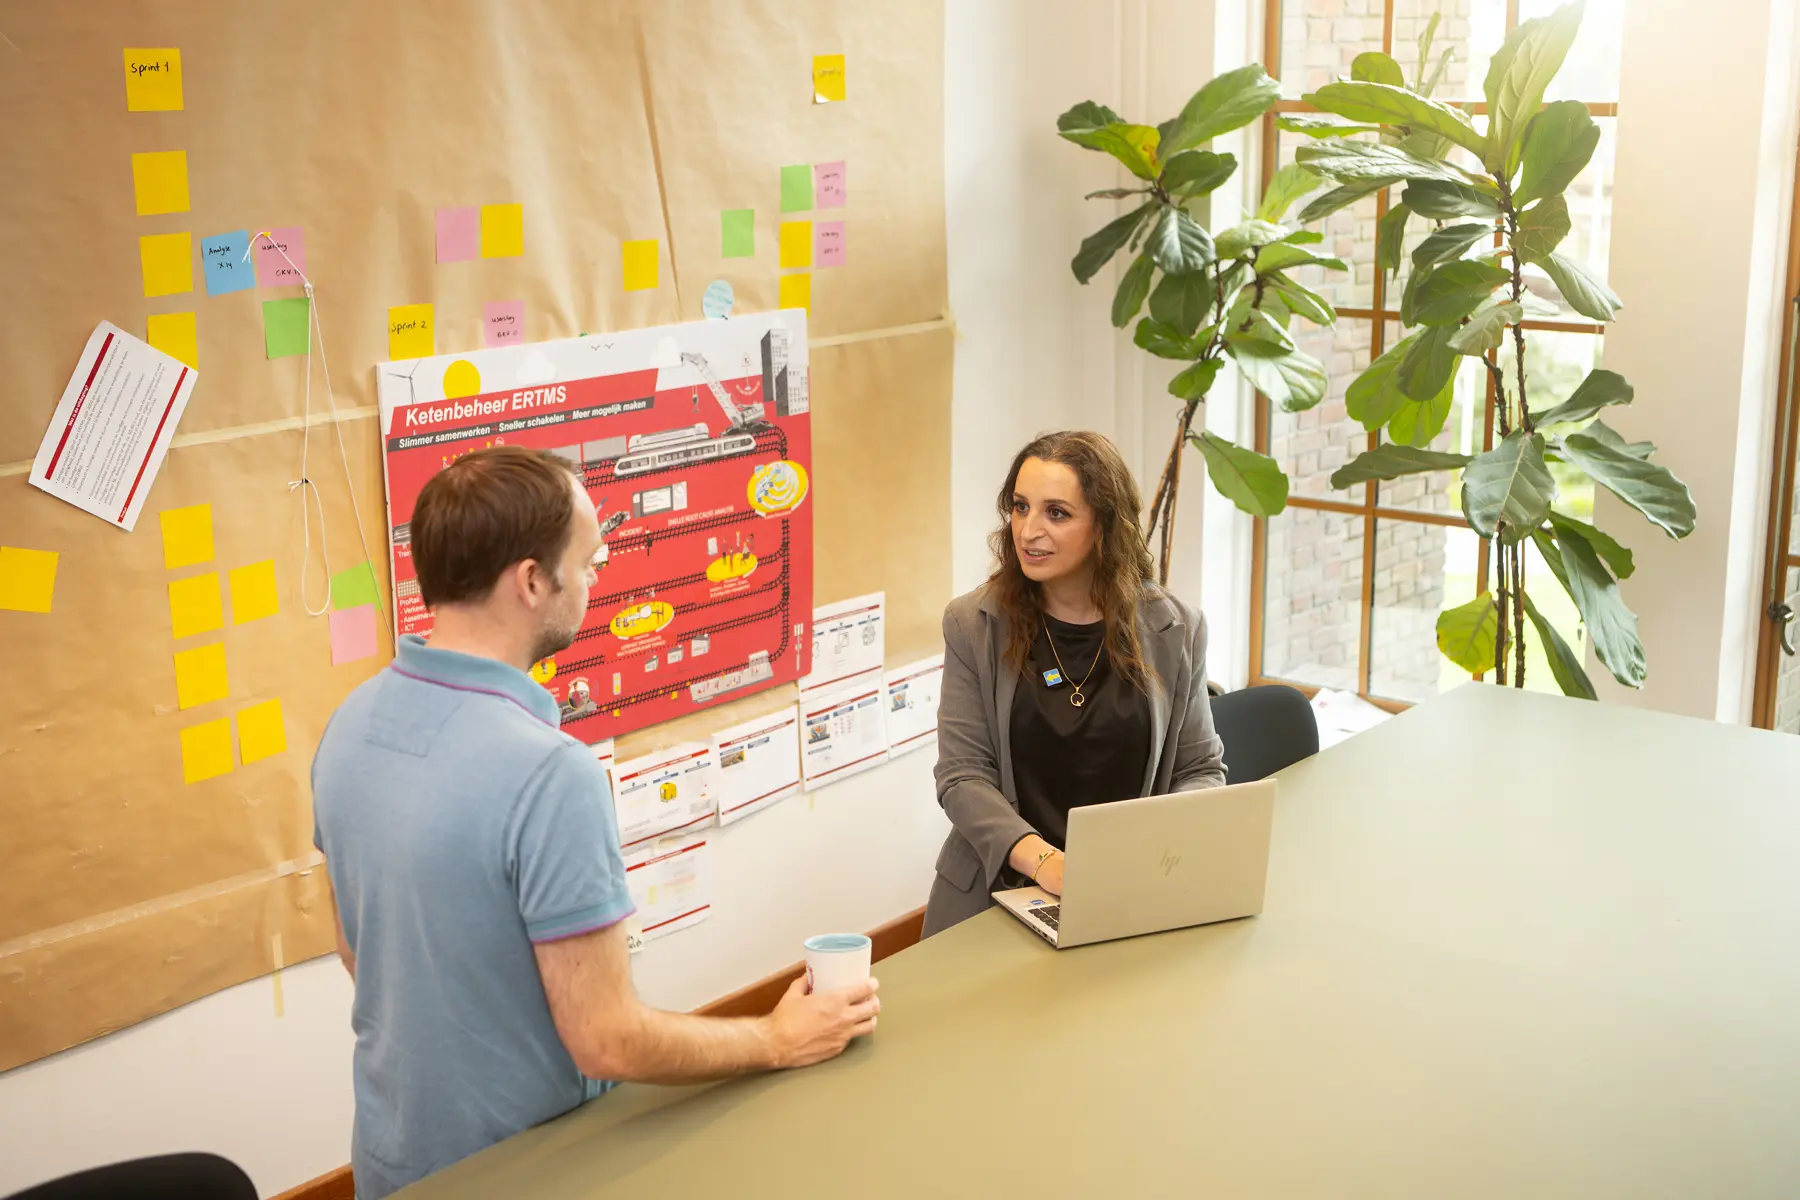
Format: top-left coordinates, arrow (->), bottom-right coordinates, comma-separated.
1208,684 -> 1319,783
4,1154 -> 256,1200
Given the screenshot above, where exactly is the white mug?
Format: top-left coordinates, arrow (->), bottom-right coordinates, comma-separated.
803,933 -> 872,994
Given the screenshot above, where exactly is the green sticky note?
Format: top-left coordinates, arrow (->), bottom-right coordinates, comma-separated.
780,165 -> 812,213
721,209 -> 755,258
330,560 -> 379,611
263,297 -> 311,359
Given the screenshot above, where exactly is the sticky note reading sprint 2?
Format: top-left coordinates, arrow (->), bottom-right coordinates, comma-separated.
388,305 -> 434,360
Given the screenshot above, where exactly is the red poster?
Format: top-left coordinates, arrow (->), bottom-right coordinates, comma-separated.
376,313 -> 813,742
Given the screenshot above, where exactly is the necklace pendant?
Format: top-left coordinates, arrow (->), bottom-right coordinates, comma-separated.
1070,690 -> 1085,709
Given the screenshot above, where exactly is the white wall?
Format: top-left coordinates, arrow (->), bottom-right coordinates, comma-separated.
1593,0 -> 1799,722
0,5 -> 1141,1197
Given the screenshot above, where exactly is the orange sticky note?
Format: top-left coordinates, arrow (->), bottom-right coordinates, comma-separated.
237,698 -> 287,764
160,504 -> 214,569
622,240 -> 658,291
480,204 -> 524,258
0,547 -> 59,614
388,304 -> 435,360
812,54 -> 846,103
140,231 -> 193,298
174,641 -> 229,710
124,48 -> 183,112
230,560 -> 279,624
779,272 -> 812,314
779,221 -> 813,269
147,311 -> 198,369
180,718 -> 234,784
131,150 -> 190,216
168,573 -> 224,639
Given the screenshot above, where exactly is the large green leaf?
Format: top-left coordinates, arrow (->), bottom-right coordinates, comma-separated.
1231,345 -> 1328,412
1133,318 -> 1201,360
1533,368 -> 1633,427
1376,202 -> 1411,274
1483,1 -> 1585,176
1164,65 -> 1282,154
1548,510 -> 1634,580
1461,431 -> 1555,540
1329,444 -> 1472,489
1539,252 -> 1622,321
1168,358 -> 1223,401
1345,334 -> 1417,430
1388,365 -> 1458,447
1192,431 -> 1289,517
1412,259 -> 1513,326
1411,222 -> 1491,274
1523,591 -> 1597,699
1403,179 -> 1502,219
1536,526 -> 1646,687
1298,177 -> 1397,222
1577,419 -> 1654,459
1254,243 -> 1349,274
1437,594 -> 1500,674
1397,323 -> 1459,402
1148,272 -> 1213,337
1256,163 -> 1324,222
1514,195 -> 1571,264
1559,426 -> 1697,537
1227,308 -> 1297,356
1059,120 -> 1163,181
1297,139 -> 1476,185
1304,81 -> 1488,160
1072,204 -> 1153,284
1277,113 -> 1383,139
1268,275 -> 1335,327
1213,219 -> 1289,260
1162,150 -> 1238,198
1449,299 -> 1523,355
1111,253 -> 1156,327
1147,207 -> 1217,276
1351,52 -> 1406,87
1517,100 -> 1601,206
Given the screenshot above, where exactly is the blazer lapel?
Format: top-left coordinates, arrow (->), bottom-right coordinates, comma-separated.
1139,591 -> 1185,795
980,592 -> 1020,804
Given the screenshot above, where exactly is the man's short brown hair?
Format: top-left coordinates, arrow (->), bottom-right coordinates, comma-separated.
411,446 -> 582,608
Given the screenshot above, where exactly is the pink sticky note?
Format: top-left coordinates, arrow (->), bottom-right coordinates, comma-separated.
329,603 -> 378,666
253,227 -> 306,288
815,221 -> 847,267
436,207 -> 480,263
484,300 -> 525,347
815,161 -> 846,208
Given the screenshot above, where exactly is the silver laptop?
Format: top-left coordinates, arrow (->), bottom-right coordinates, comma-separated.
992,779 -> 1276,949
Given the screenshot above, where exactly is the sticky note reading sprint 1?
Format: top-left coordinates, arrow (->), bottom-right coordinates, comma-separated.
124,48 -> 183,112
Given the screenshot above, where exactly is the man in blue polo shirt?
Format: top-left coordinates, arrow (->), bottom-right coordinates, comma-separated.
312,446 -> 879,1199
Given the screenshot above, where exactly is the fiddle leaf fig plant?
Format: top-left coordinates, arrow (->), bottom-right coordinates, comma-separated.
1058,65 -> 1346,582
1298,0 -> 1695,693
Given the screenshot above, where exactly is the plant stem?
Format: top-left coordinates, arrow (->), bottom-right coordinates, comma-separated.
1496,176 -> 1532,431
1512,541 -> 1527,687
1492,529 -> 1509,685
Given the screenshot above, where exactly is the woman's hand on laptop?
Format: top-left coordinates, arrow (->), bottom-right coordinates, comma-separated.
1008,834 -> 1066,896
1035,851 -> 1065,896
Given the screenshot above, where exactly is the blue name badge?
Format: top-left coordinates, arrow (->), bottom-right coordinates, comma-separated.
1042,667 -> 1065,688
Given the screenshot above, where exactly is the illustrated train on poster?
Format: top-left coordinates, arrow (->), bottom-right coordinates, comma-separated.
375,311 -> 814,742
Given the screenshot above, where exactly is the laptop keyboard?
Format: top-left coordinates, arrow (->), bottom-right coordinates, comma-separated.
1032,904 -> 1061,930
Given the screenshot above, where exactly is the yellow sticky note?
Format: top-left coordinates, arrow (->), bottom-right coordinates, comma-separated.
779,221 -> 813,269
0,547 -> 59,614
388,304 -> 435,360
779,272 -> 812,314
237,698 -> 287,765
147,311 -> 198,370
124,48 -> 183,112
230,560 -> 279,624
131,150 -> 190,216
622,239 -> 658,291
174,641 -> 229,710
139,231 -> 193,298
160,504 -> 214,569
813,54 -> 846,103
180,718 -> 235,784
168,573 -> 224,639
480,204 -> 524,258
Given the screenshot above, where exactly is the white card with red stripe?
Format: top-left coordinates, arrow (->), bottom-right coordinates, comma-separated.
31,321 -> 198,531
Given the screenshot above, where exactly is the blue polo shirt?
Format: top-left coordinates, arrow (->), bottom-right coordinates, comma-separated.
312,635 -> 633,1199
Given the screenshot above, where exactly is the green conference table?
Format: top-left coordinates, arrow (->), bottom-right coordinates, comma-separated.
405,685 -> 1800,1198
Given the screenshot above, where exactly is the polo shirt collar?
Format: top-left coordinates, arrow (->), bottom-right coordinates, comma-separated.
393,635 -> 561,728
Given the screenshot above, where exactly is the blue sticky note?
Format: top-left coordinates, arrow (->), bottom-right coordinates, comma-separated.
201,231 -> 254,296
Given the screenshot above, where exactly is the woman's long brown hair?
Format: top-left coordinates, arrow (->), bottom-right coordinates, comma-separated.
987,431 -> 1158,692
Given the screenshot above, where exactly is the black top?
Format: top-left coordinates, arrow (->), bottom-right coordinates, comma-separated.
1009,613 -> 1153,852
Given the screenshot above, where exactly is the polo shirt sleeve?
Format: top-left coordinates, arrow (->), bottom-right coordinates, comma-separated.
508,742 -> 635,944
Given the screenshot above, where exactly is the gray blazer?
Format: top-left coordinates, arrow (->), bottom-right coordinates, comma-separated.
921,582 -> 1227,937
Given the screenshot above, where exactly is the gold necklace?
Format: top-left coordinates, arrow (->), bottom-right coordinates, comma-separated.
1043,619 -> 1105,709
